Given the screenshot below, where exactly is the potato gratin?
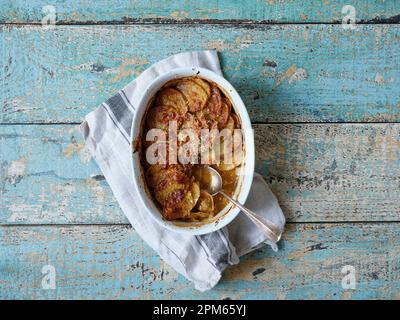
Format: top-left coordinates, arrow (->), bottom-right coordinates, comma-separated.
140,77 -> 244,222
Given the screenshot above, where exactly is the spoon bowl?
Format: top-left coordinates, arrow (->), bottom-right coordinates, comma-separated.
195,166 -> 223,196
198,166 -> 283,250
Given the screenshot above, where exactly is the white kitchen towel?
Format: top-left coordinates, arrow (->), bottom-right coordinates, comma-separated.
81,50 -> 285,291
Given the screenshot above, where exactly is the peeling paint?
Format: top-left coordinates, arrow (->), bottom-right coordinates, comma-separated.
300,13 -> 309,21
2,123 -> 398,224
207,35 -> 254,53
85,177 -> 106,200
272,64 -> 308,88
374,73 -> 385,85
6,157 -> 26,185
7,204 -> 44,223
0,1 -> 400,301
71,62 -> 108,73
273,64 -> 297,88
170,10 -> 189,20
63,139 -> 91,164
111,57 -> 149,83
1,25 -> 399,123
63,141 -> 84,158
289,67 -> 308,83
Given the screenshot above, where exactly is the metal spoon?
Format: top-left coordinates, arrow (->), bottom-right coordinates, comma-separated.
200,166 -> 282,250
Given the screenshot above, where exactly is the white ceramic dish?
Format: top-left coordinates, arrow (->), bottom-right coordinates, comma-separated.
130,67 -> 255,235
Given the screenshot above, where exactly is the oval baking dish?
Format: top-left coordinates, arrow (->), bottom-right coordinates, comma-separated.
131,67 -> 255,235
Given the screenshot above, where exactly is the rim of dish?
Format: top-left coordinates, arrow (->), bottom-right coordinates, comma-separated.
130,67 -> 255,235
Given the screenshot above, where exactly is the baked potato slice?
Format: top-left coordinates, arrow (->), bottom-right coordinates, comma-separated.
192,78 -> 211,96
217,101 -> 230,129
163,189 -> 191,220
230,113 -> 241,129
176,79 -> 209,112
181,112 -> 203,136
146,105 -> 182,131
155,88 -> 188,115
214,129 -> 244,171
191,180 -> 201,206
222,97 -> 232,112
205,86 -> 222,116
195,191 -> 214,213
225,116 -> 235,131
154,168 -> 189,205
145,164 -> 167,188
203,87 -> 230,129
215,146 -> 244,171
194,110 -> 209,129
163,181 -> 200,220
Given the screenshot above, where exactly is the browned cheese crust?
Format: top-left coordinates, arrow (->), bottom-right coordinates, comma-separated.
141,77 -> 244,221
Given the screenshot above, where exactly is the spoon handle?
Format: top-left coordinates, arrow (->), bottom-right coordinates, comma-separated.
219,190 -> 282,249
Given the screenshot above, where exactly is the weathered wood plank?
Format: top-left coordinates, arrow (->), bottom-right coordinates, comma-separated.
1,24 -> 399,123
0,125 -> 126,224
255,124 -> 400,222
1,0 -> 399,24
1,124 -> 399,224
0,223 -> 399,299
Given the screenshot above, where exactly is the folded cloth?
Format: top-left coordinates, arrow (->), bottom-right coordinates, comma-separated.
81,50 -> 285,291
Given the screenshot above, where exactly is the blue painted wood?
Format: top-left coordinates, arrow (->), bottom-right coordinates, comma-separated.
1,0 -> 399,301
0,125 -> 126,224
1,25 -> 400,123
0,224 -> 399,299
1,124 -> 399,224
1,0 -> 399,24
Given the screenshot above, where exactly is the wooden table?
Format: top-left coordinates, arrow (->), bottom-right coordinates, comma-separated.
1,1 -> 399,299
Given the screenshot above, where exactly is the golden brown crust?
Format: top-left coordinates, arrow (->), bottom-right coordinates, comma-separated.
155,88 -> 188,115
146,105 -> 182,130
192,78 -> 211,96
145,164 -> 166,188
176,79 -> 209,112
163,181 -> 199,220
142,77 -> 243,221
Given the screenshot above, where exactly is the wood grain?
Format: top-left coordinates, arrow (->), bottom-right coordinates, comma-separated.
0,125 -> 125,224
2,1 -> 400,300
1,124 -> 399,224
1,24 -> 399,123
0,223 -> 399,299
1,0 -> 399,24
255,124 -> 400,222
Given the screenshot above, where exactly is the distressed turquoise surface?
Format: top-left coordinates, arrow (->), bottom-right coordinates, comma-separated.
1,0 -> 399,24
1,1 -> 399,300
1,224 -> 399,299
1,124 -> 399,224
1,25 -> 400,123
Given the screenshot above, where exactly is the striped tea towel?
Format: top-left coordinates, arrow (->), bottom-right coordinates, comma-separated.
80,50 -> 285,291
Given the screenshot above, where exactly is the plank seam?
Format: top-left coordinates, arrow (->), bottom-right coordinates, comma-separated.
1,18 -> 400,26
1,221 -> 400,227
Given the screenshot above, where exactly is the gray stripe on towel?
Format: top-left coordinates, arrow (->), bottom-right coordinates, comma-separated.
105,93 -> 134,139
197,232 -> 230,271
